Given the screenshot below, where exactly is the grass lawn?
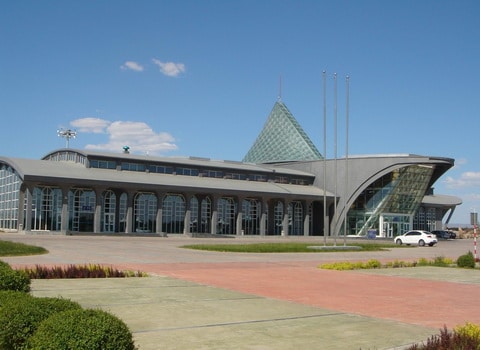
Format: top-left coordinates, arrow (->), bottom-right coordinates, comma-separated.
0,239 -> 48,257
182,242 -> 400,253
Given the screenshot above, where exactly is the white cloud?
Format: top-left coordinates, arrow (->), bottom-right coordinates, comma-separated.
120,61 -> 144,72
70,118 -> 110,133
152,59 -> 185,77
444,171 -> 480,189
79,120 -> 177,154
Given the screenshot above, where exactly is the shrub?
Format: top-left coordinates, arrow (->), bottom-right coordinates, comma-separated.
0,259 -> 12,270
365,259 -> 382,269
0,263 -> 31,292
0,290 -> 32,309
406,324 -> 480,349
26,308 -> 137,350
455,322 -> 480,343
21,264 -> 147,279
0,296 -> 81,350
457,251 -> 476,268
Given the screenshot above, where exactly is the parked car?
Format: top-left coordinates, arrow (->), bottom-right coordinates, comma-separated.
431,230 -> 451,240
394,230 -> 438,246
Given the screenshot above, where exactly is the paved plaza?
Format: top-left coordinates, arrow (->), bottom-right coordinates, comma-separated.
1,233 -> 480,349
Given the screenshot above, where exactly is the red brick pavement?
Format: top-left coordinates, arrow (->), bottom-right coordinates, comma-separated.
120,261 -> 480,330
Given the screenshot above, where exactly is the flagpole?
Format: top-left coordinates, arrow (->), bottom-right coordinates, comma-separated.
323,71 -> 327,245
333,73 -> 338,246
343,75 -> 350,246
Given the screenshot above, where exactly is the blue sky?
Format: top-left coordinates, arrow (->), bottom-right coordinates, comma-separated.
1,0 -> 479,224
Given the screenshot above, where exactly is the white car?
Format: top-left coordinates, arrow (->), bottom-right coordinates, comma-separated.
394,230 -> 437,246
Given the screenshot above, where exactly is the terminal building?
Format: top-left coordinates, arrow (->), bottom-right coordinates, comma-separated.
0,101 -> 461,238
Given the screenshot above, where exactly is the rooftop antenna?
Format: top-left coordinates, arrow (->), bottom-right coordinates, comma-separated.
57,128 -> 77,148
278,75 -> 282,101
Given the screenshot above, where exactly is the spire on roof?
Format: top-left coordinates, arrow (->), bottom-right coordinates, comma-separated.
242,101 -> 323,164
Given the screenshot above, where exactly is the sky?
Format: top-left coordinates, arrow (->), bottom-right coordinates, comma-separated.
1,0 -> 479,224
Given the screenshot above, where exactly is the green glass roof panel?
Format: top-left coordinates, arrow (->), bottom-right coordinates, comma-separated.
243,101 -> 323,163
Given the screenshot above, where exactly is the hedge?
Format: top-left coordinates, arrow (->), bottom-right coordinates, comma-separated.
26,308 -> 137,350
0,296 -> 82,350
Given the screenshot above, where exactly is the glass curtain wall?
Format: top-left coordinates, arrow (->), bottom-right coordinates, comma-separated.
68,189 -> 95,232
273,201 -> 283,235
162,194 -> 185,233
102,190 -> 116,232
347,165 -> 434,236
32,187 -> 62,231
134,193 -> 157,233
217,197 -> 236,234
288,201 -> 304,235
0,164 -> 20,230
242,199 -> 260,235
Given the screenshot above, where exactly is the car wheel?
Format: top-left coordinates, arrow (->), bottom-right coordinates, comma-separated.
429,242 -> 435,246
418,239 -> 425,247
395,239 -> 402,245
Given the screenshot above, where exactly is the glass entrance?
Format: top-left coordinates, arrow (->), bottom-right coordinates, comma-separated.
104,213 -> 115,232
381,214 -> 411,238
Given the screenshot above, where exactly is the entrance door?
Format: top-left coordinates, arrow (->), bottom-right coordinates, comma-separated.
381,214 -> 411,238
104,213 -> 115,232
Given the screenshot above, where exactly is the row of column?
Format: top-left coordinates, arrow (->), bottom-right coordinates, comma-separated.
18,184 -> 320,236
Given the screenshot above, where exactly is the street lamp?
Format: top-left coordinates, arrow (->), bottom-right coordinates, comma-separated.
57,129 -> 77,148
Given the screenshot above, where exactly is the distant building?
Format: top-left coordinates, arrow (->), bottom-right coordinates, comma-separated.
0,101 -> 461,237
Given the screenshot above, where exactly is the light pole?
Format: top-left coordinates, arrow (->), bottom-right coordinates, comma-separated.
471,209 -> 478,262
57,129 -> 77,148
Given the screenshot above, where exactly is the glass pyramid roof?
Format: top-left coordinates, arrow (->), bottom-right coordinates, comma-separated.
243,101 -> 323,163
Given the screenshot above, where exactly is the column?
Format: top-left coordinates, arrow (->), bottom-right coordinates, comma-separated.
210,195 -> 218,235
156,192 -> 165,236
24,186 -> 32,231
236,196 -> 244,236
259,199 -> 267,236
183,194 -> 192,236
282,200 -> 290,237
17,185 -> 26,232
304,200 -> 311,236
93,189 -> 103,233
60,187 -> 69,234
125,191 -> 134,234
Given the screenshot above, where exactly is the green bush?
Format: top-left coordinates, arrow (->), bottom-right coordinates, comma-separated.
0,290 -> 32,309
0,260 -> 12,269
365,259 -> 382,269
457,251 -> 476,268
26,308 -> 137,350
0,263 -> 31,292
0,296 -> 82,350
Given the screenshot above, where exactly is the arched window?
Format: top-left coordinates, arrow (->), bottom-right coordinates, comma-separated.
134,192 -> 157,233
69,189 -> 95,232
200,197 -> 212,233
0,164 -> 20,230
289,201 -> 303,236
274,201 -> 284,235
217,197 -> 236,235
102,190 -> 116,232
163,194 -> 185,233
190,196 -> 199,233
31,187 -> 62,231
119,193 -> 127,233
242,199 -> 260,235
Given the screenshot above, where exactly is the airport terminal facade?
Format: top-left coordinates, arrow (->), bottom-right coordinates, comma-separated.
0,101 -> 461,238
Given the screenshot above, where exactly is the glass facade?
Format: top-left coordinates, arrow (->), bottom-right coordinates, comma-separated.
31,187 -> 62,231
346,165 -> 434,237
0,164 -> 20,230
243,101 -> 322,163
